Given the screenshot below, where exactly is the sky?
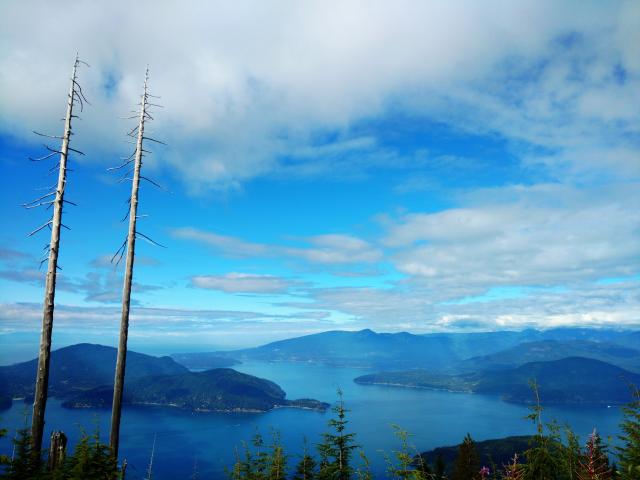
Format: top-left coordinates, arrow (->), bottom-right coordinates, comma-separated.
0,1 -> 639,360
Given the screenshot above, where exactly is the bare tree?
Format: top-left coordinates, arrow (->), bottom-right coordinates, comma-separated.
109,68 -> 165,459
25,54 -> 88,455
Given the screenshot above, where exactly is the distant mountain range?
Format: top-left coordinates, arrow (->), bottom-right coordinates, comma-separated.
170,352 -> 239,370
455,339 -> 640,373
0,344 -> 327,413
177,327 -> 640,373
190,329 -> 461,370
354,357 -> 640,405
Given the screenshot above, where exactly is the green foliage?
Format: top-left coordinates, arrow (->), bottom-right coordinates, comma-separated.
617,388 -> 640,479
317,391 -> 358,480
1,427 -> 42,479
385,426 -> 430,480
451,433 -> 481,480
292,441 -> 316,480
354,450 -> 372,480
59,428 -> 117,480
228,431 -> 289,480
0,428 -> 9,467
559,424 -> 582,480
502,454 -> 525,480
0,427 -> 118,480
523,381 -> 560,480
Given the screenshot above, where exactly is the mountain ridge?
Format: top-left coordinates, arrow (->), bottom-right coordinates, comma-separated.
354,356 -> 640,405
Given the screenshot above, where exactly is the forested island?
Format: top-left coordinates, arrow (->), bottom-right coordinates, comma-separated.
0,344 -> 327,413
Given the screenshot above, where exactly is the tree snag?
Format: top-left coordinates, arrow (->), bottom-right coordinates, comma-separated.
109,68 -> 165,459
29,54 -> 88,455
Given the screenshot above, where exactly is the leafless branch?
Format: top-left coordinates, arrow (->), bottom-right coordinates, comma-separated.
67,147 -> 85,156
140,176 -> 170,192
29,152 -> 57,162
136,231 -> 166,248
24,201 -> 55,209
143,136 -> 167,145
33,131 -> 63,140
45,145 -> 64,155
107,158 -> 135,172
72,79 -> 91,105
111,237 -> 128,267
28,220 -> 53,237
22,192 -> 56,206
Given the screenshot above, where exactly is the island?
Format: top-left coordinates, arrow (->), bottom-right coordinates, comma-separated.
0,344 -> 328,413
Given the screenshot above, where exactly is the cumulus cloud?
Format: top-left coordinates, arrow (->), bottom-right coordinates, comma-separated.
385,183 -> 640,289
0,302 -> 334,338
1,1 -> 637,190
172,227 -> 382,265
0,252 -> 162,304
172,227 -> 268,257
294,278 -> 640,332
190,273 -> 299,294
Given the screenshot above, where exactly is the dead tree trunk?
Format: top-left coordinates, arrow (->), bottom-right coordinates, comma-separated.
47,431 -> 67,471
109,69 -> 149,458
30,55 -> 87,455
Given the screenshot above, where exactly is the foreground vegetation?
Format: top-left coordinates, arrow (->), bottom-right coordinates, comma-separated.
1,388 -> 639,479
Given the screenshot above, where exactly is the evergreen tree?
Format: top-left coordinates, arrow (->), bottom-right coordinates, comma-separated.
62,429 -> 117,480
0,428 -> 10,468
451,433 -> 480,480
317,390 -> 358,480
576,429 -> 611,480
560,425 -> 582,480
433,454 -> 445,479
2,427 -> 42,480
292,440 -> 316,480
354,450 -> 373,480
229,444 -> 251,480
268,431 -> 287,480
617,388 -> 640,480
523,381 -> 559,480
386,426 -> 429,480
502,454 -> 525,480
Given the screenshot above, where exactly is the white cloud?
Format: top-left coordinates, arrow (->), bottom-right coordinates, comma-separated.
172,227 -> 382,265
1,1 -> 637,189
172,227 -> 268,257
385,183 -> 640,289
296,278 -> 640,332
191,273 -> 297,294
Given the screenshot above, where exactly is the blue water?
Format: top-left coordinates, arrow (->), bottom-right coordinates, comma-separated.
0,361 -> 623,479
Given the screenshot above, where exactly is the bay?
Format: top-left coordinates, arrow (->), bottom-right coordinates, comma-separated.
0,361 -> 623,479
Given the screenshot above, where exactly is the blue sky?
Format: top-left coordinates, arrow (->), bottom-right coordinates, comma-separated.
1,1 -> 639,360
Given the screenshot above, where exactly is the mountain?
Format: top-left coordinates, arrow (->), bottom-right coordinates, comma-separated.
0,343 -> 188,408
426,328 -> 640,360
203,329 -> 461,369
63,368 -> 328,413
179,327 -> 640,371
354,357 -> 640,405
416,436 -> 534,473
456,340 -> 640,373
171,352 -> 240,370
0,344 -> 327,413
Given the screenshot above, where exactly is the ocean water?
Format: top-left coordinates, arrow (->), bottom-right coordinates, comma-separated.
0,361 -> 623,479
